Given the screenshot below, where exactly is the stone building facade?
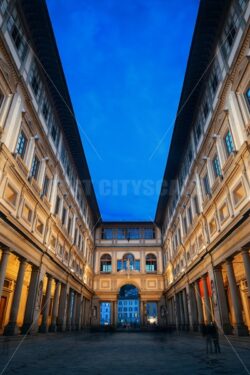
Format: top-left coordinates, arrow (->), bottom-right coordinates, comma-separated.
0,0 -> 249,336
156,0 -> 250,336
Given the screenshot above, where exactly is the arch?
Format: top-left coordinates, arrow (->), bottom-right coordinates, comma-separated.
117,284 -> 140,326
117,279 -> 141,293
100,253 -> 112,273
146,253 -> 157,272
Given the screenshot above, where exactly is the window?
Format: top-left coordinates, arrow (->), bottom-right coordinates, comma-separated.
146,253 -> 157,272
203,174 -> 211,196
193,195 -> 200,215
203,101 -> 209,120
29,63 -> 42,100
42,175 -> 50,198
224,130 -> 235,156
100,254 -> 112,273
195,122 -> 202,145
7,8 -> 27,60
210,61 -> 221,95
183,216 -> 187,235
30,155 -> 40,180
54,195 -> 61,215
0,89 -> 4,109
67,217 -> 72,234
15,130 -> 27,159
245,87 -> 250,111
62,207 -> 67,226
42,96 -> 50,122
74,228 -> 78,245
51,122 -> 59,144
188,206 -> 193,226
127,228 -> 140,240
102,228 -> 113,240
222,8 -> 240,57
212,155 -> 222,178
144,228 -> 155,239
0,0 -> 9,14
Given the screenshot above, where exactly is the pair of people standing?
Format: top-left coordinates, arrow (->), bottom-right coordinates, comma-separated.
202,322 -> 221,354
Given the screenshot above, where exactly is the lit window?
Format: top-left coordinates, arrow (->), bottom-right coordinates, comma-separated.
212,154 -> 222,177
100,254 -> 112,273
146,254 -> 157,272
30,155 -> 40,180
15,130 -> 27,159
245,87 -> 250,111
224,130 -> 235,156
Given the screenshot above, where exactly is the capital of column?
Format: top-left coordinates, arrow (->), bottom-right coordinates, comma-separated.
0,244 -> 11,254
241,246 -> 250,254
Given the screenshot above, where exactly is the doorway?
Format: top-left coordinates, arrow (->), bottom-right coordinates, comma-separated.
117,284 -> 140,328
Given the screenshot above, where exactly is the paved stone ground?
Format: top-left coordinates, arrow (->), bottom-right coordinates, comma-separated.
0,331 -> 249,375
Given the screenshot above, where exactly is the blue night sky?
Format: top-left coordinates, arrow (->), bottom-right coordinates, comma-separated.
47,0 -> 199,221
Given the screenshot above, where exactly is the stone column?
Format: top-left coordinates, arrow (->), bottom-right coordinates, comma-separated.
178,293 -> 185,330
39,275 -> 52,333
0,246 -> 11,299
213,266 -> 232,334
187,283 -> 198,331
57,283 -> 68,332
4,258 -> 27,335
71,292 -> 77,330
75,294 -> 82,331
194,280 -> 204,329
66,290 -> 73,331
202,275 -> 212,323
241,248 -> 250,297
81,297 -> 86,329
182,288 -> 189,330
21,265 -> 40,334
173,294 -> 180,330
226,259 -> 248,336
49,280 -> 61,332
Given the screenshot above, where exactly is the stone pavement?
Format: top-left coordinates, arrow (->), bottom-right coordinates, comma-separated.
0,331 -> 249,375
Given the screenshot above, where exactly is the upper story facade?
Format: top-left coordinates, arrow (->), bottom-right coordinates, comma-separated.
0,0 -> 100,291
155,0 -> 250,289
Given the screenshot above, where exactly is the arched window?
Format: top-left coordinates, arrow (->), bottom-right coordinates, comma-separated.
146,254 -> 157,272
100,254 -> 112,273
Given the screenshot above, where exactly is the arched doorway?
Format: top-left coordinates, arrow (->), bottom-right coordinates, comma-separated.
117,284 -> 140,327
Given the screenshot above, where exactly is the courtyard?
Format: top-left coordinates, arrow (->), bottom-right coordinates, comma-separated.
0,331 -> 249,375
